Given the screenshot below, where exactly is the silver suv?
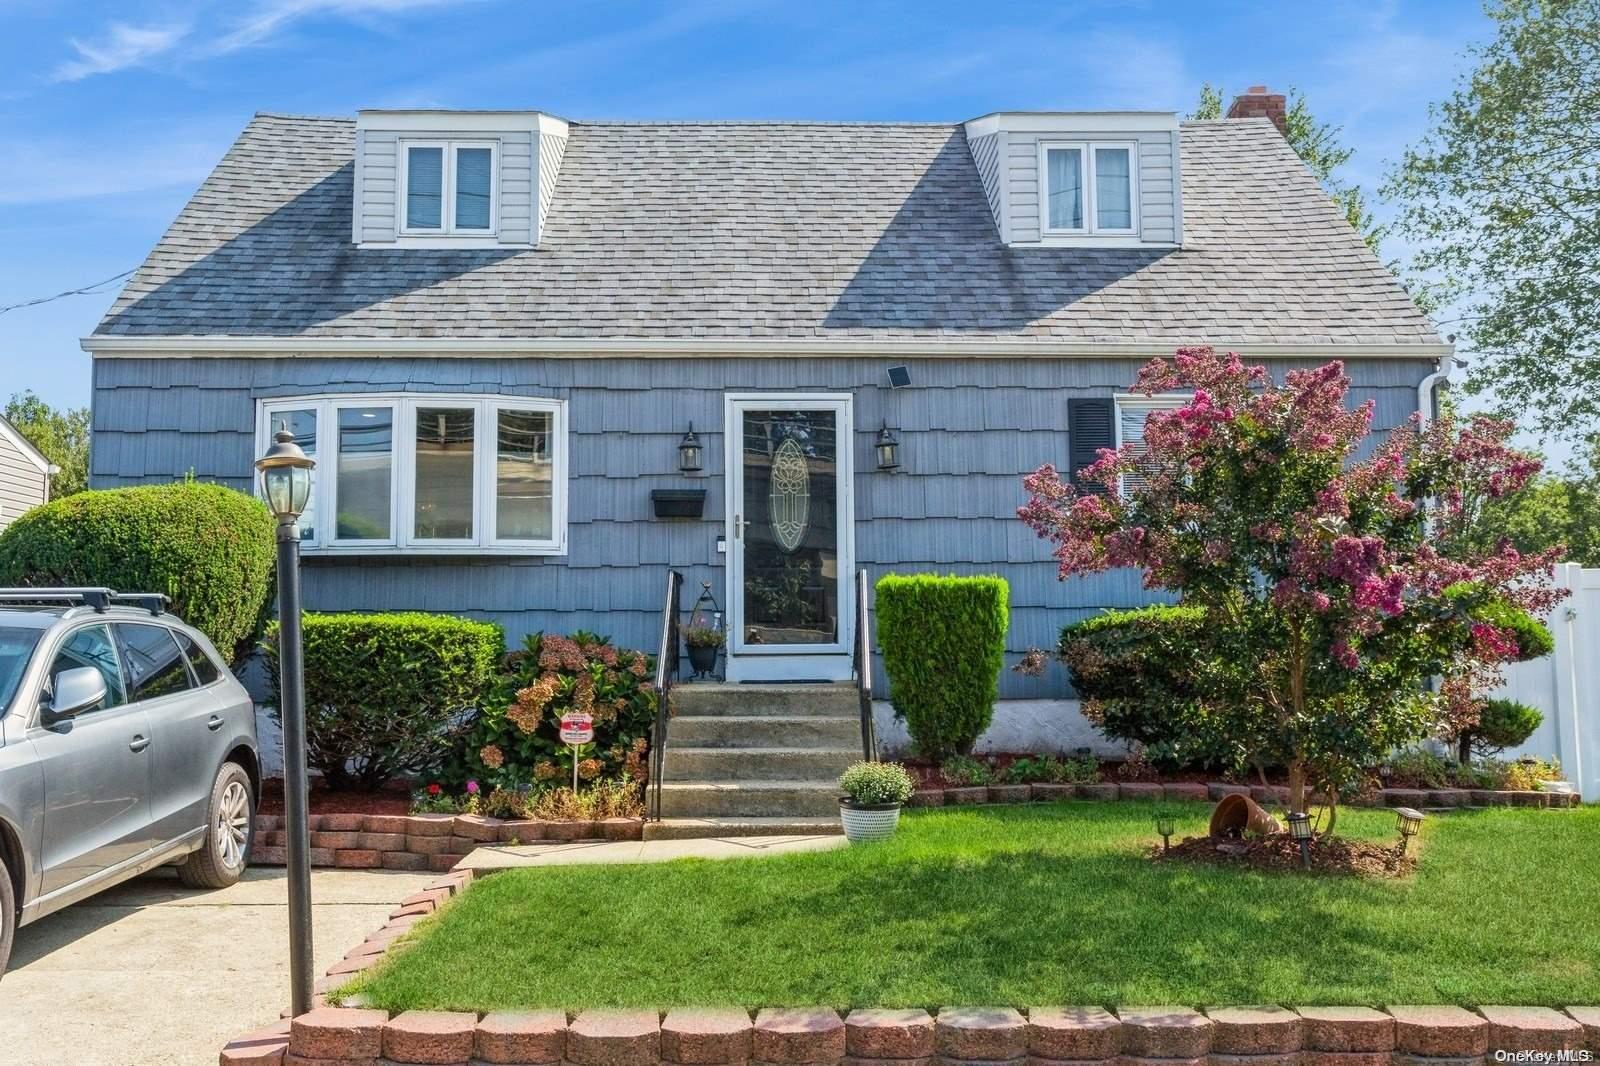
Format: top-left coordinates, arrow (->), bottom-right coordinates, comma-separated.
0,589 -> 259,975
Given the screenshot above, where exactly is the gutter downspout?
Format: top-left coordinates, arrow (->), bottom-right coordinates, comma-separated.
1417,341 -> 1461,426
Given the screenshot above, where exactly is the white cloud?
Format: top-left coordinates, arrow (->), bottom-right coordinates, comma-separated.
209,0 -> 481,54
52,21 -> 189,82
0,130 -> 228,205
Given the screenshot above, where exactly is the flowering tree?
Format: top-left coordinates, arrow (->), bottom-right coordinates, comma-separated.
1020,347 -> 1564,819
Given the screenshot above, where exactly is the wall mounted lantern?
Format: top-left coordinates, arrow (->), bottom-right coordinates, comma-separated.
678,424 -> 703,472
875,422 -> 900,470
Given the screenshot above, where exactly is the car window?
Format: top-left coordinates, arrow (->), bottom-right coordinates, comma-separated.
0,627 -> 42,716
117,623 -> 194,702
174,630 -> 222,686
49,624 -> 126,713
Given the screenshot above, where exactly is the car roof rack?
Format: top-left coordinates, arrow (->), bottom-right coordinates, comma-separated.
0,587 -> 170,616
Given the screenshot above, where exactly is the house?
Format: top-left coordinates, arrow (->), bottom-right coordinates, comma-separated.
85,88 -> 1447,805
0,416 -> 52,531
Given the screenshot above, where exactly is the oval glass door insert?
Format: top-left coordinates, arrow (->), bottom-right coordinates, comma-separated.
767,437 -> 810,553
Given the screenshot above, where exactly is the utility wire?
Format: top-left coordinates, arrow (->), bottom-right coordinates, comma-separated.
0,268 -> 136,317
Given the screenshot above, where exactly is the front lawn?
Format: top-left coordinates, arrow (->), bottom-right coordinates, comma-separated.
346,802 -> 1600,1009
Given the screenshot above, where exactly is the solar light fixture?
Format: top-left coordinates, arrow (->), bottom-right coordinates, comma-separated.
876,422 -> 901,470
678,424 -> 703,472
886,365 -> 911,388
1395,806 -> 1424,855
1155,811 -> 1175,853
1287,810 -> 1313,870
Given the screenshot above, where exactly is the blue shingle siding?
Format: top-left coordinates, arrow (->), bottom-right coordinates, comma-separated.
91,354 -> 1434,696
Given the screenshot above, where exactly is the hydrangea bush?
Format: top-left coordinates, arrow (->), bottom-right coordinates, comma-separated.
1019,346 -> 1565,819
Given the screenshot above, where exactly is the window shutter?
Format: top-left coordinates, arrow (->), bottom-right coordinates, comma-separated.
1066,398 -> 1115,493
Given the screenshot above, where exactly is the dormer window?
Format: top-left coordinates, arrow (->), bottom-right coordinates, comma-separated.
401,141 -> 496,235
1039,141 -> 1138,236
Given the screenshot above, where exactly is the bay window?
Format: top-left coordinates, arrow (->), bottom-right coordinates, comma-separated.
1040,140 -> 1138,236
257,394 -> 565,554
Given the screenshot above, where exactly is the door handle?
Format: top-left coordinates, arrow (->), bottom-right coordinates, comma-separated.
734,514 -> 748,540
207,715 -> 224,731
129,735 -> 150,753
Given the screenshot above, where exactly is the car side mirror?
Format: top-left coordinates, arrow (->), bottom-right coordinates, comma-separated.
48,667 -> 108,722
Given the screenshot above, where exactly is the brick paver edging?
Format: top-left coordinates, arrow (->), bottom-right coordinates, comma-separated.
250,811 -> 646,873
916,782 -> 1583,810
222,1003 -> 1600,1065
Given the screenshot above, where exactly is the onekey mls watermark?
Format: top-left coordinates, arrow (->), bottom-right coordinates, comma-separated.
1495,1052 -> 1594,1063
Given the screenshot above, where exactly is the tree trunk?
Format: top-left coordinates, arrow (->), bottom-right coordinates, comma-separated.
1287,762 -> 1308,815
1458,733 -> 1473,764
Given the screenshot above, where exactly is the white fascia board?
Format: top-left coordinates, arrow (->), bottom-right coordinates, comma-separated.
82,335 -> 1457,361
965,111 -> 1178,138
0,415 -> 51,474
356,110 -> 568,137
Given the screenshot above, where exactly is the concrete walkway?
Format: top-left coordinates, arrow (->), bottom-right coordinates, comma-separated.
458,832 -> 847,871
0,865 -> 435,1066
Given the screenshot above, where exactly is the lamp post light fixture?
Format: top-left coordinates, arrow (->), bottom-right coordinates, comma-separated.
1287,810 -> 1313,870
255,425 -> 317,1018
1395,806 -> 1424,856
1154,811 -> 1175,854
677,425 -> 703,473
875,422 -> 901,470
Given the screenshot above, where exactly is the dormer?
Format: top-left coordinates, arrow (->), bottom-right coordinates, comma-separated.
963,111 -> 1181,248
353,109 -> 569,249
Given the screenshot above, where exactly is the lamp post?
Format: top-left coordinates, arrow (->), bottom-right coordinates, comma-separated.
256,426 -> 316,1017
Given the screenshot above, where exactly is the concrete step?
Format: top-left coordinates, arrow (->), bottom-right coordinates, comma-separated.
643,817 -> 844,841
670,682 -> 860,718
658,779 -> 843,819
663,746 -> 859,782
669,714 -> 863,750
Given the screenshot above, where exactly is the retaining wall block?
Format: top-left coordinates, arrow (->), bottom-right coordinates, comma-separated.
1380,790 -> 1429,809
1295,1008 -> 1394,1053
288,1007 -> 389,1061
220,1020 -> 290,1064
935,1008 -> 1027,1061
1164,783 -> 1209,803
845,1009 -> 935,1059
1117,783 -> 1163,801
568,1009 -> 663,1066
453,814 -> 504,842
1477,1006 -> 1584,1054
497,819 -> 548,842
406,813 -> 458,837
382,851 -> 430,871
1565,1007 -> 1600,1052
988,785 -> 1032,804
1205,1007 -> 1303,1055
1208,783 -> 1251,800
944,787 -> 988,806
1077,783 -> 1118,801
662,1008 -> 756,1064
909,789 -> 946,808
1029,784 -> 1074,802
1386,1007 -> 1489,1058
383,1010 -> 478,1065
1025,1007 -> 1121,1060
475,1010 -> 567,1065
364,814 -> 411,834
1296,1053 -> 1394,1066
1115,1008 -> 1213,1059
546,820 -> 600,841
332,849 -> 382,869
320,813 -> 365,832
753,1008 -> 847,1063
356,831 -> 407,851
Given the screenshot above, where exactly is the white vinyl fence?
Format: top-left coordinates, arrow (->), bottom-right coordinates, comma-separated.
1493,563 -> 1600,801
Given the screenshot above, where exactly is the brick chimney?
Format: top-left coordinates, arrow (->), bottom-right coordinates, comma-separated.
1226,85 -> 1287,134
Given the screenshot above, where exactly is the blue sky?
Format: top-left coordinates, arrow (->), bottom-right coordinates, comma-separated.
0,0 -> 1490,411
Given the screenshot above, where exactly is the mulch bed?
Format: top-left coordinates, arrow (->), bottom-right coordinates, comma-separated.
1156,833 -> 1416,878
258,779 -> 412,817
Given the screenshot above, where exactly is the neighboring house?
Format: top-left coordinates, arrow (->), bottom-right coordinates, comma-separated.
0,416 -> 51,531
84,88 -> 1448,754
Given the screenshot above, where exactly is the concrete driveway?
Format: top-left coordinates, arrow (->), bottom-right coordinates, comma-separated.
0,865 -> 435,1066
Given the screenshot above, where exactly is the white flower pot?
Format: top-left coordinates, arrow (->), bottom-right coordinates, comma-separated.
1538,780 -> 1576,794
839,800 -> 901,843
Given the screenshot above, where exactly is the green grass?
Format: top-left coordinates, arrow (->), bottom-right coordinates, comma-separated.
346,802 -> 1600,1010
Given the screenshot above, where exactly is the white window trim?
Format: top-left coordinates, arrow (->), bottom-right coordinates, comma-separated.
397,140 -> 499,237
255,393 -> 567,556
1114,393 -> 1185,494
1038,140 -> 1140,237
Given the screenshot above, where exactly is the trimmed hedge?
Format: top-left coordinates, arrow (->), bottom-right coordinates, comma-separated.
1471,697 -> 1544,756
265,611 -> 504,790
0,481 -> 275,664
876,573 -> 1008,758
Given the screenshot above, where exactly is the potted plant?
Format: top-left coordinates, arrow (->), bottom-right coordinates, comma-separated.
837,761 -> 916,843
683,625 -> 725,677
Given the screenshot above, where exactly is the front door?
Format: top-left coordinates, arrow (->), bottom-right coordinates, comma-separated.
725,394 -> 854,681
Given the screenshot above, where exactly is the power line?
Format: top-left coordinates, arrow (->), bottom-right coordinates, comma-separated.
0,268 -> 136,317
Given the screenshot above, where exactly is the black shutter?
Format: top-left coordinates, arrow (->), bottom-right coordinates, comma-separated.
1067,398 -> 1115,493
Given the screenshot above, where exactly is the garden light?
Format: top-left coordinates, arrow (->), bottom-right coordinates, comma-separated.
1287,811 -> 1313,870
255,427 -> 317,1017
1155,811 -> 1175,853
1395,806 -> 1424,855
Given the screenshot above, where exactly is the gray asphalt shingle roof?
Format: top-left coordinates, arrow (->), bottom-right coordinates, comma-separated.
94,113 -> 1439,346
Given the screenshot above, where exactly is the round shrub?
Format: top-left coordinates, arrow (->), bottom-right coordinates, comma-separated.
1471,697 -> 1544,756
0,480 -> 275,664
839,761 -> 915,806
264,611 -> 504,790
875,573 -> 1008,758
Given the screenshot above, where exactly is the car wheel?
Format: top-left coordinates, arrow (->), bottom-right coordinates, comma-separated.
178,762 -> 254,890
0,851 -> 14,977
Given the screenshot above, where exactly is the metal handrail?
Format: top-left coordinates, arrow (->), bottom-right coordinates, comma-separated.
852,568 -> 878,761
649,569 -> 684,821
